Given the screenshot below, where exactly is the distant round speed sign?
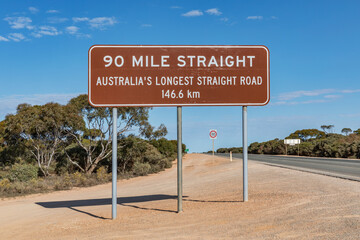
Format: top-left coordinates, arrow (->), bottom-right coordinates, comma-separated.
209,130 -> 217,139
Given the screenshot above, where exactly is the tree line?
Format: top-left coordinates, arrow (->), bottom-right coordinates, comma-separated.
216,126 -> 360,159
0,94 -> 185,197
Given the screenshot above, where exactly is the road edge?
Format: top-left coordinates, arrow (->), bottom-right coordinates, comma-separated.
251,160 -> 360,182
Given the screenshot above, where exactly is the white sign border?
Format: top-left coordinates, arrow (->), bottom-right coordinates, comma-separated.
88,45 -> 270,107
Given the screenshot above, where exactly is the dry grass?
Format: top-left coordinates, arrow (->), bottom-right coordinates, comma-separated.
0,167 -> 113,198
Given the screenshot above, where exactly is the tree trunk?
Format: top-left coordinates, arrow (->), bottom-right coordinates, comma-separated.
86,156 -> 104,174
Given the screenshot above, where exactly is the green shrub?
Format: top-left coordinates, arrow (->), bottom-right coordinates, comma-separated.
234,131 -> 360,158
7,163 -> 38,182
118,136 -> 174,176
217,147 -> 243,153
149,138 -> 186,158
143,141 -> 172,173
12,181 -> 26,193
0,178 -> 11,190
249,142 -> 263,154
132,162 -> 151,176
96,166 -> 111,182
299,142 -> 314,156
52,174 -> 73,190
72,172 -> 87,185
161,157 -> 173,169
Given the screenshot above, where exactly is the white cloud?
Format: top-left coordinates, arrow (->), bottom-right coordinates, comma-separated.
339,113 -> 360,118
340,89 -> 360,93
271,16 -> 278,20
272,99 -> 329,106
39,26 -> 61,36
77,33 -> 91,38
205,8 -> 222,16
78,33 -> 91,38
32,26 -> 62,38
66,26 -> 79,34
272,88 -> 360,106
65,26 -> 90,38
171,6 -> 182,9
220,17 -> 229,22
0,36 -> 9,42
31,32 -> 42,38
88,17 -> 117,29
7,33 -> 26,42
29,7 -> 39,14
73,17 -> 89,22
278,89 -> 334,101
47,17 -> 68,24
141,24 -> 152,27
0,93 -> 81,120
72,17 -> 117,29
4,16 -> 34,30
324,95 -> 341,99
46,10 -> 59,14
182,10 -> 203,17
246,16 -> 263,20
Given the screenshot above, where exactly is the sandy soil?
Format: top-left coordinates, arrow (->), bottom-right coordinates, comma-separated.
0,154 -> 359,239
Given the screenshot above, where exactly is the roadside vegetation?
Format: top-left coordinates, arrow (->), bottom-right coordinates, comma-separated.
215,127 -> 360,159
0,94 -> 185,198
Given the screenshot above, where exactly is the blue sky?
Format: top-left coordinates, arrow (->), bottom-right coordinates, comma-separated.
0,0 -> 360,153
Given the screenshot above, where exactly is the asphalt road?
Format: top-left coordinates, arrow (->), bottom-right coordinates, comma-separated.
214,153 -> 360,181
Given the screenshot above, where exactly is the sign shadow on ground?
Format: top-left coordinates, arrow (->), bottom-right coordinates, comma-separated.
36,194 -> 187,219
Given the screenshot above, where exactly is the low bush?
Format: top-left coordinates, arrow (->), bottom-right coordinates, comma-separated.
132,162 -> 151,176
223,133 -> 360,159
0,135 -> 185,198
96,166 -> 111,183
7,163 -> 38,182
118,136 -> 174,176
0,171 -> 112,198
217,147 -> 243,153
149,138 -> 186,158
0,178 -> 11,190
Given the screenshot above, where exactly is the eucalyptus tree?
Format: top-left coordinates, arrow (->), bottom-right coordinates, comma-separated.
287,129 -> 325,142
320,125 -> 328,133
321,125 -> 335,134
341,128 -> 352,136
4,103 -> 81,176
65,94 -> 167,174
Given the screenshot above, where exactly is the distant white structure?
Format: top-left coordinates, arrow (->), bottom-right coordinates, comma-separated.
284,139 -> 301,145
284,139 -> 301,155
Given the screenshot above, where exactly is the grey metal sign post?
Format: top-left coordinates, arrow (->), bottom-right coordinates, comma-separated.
212,139 -> 215,156
242,106 -> 248,202
112,108 -> 118,219
177,106 -> 183,213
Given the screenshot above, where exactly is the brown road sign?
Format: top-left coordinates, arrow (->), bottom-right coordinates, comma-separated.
88,45 -> 269,107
